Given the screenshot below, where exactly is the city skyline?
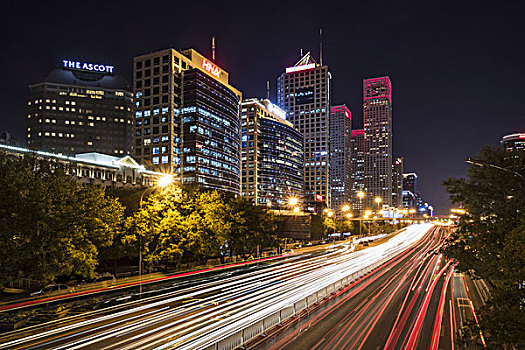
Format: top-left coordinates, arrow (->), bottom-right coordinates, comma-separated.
1,1 -> 524,214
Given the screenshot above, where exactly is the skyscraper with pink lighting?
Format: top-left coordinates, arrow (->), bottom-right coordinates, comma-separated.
363,76 -> 393,208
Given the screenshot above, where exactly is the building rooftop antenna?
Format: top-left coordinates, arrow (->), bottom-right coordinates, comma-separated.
319,28 -> 323,66
212,36 -> 216,61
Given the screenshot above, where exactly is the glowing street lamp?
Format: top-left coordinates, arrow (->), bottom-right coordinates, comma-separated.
374,197 -> 382,210
266,201 -> 272,208
138,173 -> 172,297
157,174 -> 173,188
356,192 -> 366,236
345,213 -> 352,219
327,210 -> 334,218
293,207 -> 300,213
342,204 -> 350,212
288,197 -> 299,206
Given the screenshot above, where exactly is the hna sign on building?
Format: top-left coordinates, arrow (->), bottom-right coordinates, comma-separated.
63,60 -> 114,74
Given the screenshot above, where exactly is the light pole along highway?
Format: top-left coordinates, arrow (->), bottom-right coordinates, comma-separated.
138,174 -> 173,296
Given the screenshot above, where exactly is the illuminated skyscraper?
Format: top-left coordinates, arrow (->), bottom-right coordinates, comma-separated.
133,48 -> 242,195
350,129 -> 365,210
240,99 -> 303,207
329,105 -> 351,213
363,76 -> 393,208
502,132 -> 525,153
392,157 -> 403,208
27,60 -> 133,155
277,52 -> 331,209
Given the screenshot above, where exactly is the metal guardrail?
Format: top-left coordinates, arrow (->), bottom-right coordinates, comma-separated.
200,253 -> 393,350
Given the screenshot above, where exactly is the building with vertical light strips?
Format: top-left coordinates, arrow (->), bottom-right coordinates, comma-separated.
392,157 -> 403,208
329,105 -> 351,214
350,129 -> 365,210
363,76 -> 393,208
133,48 -> 242,195
240,98 -> 303,207
277,52 -> 331,209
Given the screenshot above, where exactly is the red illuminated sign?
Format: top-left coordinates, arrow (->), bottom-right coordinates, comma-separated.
202,58 -> 221,78
315,194 -> 323,202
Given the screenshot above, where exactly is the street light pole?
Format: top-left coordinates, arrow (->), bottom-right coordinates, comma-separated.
137,174 -> 172,298
357,191 -> 365,236
466,157 -> 524,180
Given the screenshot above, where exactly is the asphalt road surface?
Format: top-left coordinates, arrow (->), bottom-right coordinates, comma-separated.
250,225 -> 471,350
0,224 -> 437,349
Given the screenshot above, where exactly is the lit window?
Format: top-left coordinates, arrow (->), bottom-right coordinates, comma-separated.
161,156 -> 169,163
152,156 -> 159,164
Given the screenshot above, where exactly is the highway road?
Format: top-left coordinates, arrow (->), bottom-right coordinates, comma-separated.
250,225 -> 471,350
0,224 -> 434,349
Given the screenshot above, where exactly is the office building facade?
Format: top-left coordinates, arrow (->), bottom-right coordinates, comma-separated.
240,99 -> 303,207
502,132 -> 525,153
363,76 -> 393,208
277,52 -> 331,208
350,129 -> 365,211
403,172 -> 418,193
392,157 -> 404,208
133,48 -> 242,195
27,60 -> 133,155
329,105 -> 351,213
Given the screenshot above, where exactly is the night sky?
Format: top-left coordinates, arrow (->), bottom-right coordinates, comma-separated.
1,0 -> 524,214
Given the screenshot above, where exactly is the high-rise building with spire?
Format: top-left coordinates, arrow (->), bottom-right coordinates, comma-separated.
277,52 -> 331,209
363,76 -> 393,208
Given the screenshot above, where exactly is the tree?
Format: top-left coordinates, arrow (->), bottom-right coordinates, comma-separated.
0,152 -> 123,284
443,145 -> 525,348
227,198 -> 278,258
124,185 -> 185,272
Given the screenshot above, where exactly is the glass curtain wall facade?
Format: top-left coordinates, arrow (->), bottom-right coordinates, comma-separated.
241,99 -> 303,207
363,76 -> 393,208
181,69 -> 241,195
133,48 -> 242,195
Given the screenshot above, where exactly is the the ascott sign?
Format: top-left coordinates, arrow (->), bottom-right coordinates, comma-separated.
62,60 -> 114,74
202,58 -> 221,78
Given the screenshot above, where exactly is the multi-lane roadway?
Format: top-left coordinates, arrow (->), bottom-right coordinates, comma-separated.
249,224 -> 486,350
0,224 -> 462,350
